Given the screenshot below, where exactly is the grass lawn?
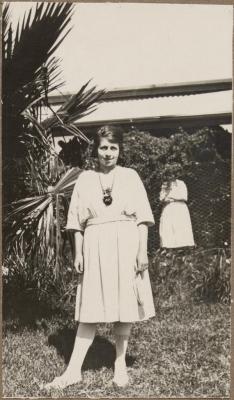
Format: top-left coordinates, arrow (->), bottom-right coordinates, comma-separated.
3,301 -> 230,398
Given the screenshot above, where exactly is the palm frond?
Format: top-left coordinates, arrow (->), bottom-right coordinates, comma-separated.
5,167 -> 81,273
42,81 -> 106,140
21,112 -> 54,152
6,167 -> 80,221
2,2 -> 75,166
2,3 -> 11,39
16,57 -> 65,115
53,167 -> 81,196
21,81 -> 103,149
2,2 -> 13,62
3,2 -> 74,102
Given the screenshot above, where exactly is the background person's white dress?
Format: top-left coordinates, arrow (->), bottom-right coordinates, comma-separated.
66,166 -> 155,323
159,179 -> 195,248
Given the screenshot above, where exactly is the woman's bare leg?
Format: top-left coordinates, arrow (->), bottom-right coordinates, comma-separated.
113,322 -> 132,386
45,322 -> 96,389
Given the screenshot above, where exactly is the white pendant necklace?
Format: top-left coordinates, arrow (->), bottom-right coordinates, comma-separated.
98,169 -> 116,206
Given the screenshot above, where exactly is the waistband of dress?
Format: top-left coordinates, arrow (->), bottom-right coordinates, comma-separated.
164,199 -> 186,204
162,200 -> 186,209
86,215 -> 135,227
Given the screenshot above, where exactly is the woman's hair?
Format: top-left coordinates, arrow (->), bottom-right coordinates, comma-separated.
92,125 -> 124,157
161,162 -> 183,184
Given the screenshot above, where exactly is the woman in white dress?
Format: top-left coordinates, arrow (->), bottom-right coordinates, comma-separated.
159,179 -> 195,248
45,126 -> 155,389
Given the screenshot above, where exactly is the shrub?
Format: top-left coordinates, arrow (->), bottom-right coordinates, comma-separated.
150,247 -> 231,305
3,249 -> 76,325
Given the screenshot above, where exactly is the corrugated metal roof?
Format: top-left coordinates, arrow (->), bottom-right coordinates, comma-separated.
75,113 -> 231,127
46,80 -> 232,137
49,78 -> 232,104
48,91 -> 231,124
76,91 -> 232,123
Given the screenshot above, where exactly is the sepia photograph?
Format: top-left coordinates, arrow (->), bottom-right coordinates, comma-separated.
2,1 -> 232,398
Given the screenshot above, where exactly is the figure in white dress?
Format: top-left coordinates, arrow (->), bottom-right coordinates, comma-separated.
159,179 -> 195,248
45,126 -> 155,390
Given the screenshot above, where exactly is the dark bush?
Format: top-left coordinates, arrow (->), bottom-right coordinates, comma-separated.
150,247 -> 231,305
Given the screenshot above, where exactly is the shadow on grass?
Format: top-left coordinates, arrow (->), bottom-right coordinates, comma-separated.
48,327 -> 136,371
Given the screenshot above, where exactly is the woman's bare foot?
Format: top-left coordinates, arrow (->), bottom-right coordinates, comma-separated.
113,360 -> 129,387
44,372 -> 82,390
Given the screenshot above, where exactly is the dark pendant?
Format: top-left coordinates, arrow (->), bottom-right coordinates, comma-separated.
103,194 -> 112,206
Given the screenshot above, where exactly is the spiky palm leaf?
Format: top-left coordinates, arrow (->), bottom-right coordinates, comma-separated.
3,2 -> 73,101
3,3 -> 106,159
51,80 -> 106,123
4,118 -> 81,277
42,80 -> 106,142
5,165 -> 81,277
21,78 -> 106,148
2,2 -> 74,162
2,3 -> 12,56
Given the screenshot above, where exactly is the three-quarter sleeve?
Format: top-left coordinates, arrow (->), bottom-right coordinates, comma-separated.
66,175 -> 87,232
132,170 -> 155,226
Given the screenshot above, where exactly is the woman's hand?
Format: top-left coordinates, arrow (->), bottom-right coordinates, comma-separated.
136,250 -> 149,274
74,253 -> 84,274
74,231 -> 84,274
136,223 -> 149,274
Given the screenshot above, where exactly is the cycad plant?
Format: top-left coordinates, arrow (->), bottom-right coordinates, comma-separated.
3,2 -> 105,282
3,2 -> 104,199
3,3 -> 72,161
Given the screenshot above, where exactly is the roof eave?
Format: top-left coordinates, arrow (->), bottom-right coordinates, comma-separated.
49,78 -> 232,105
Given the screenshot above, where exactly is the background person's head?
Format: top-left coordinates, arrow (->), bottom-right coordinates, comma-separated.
161,162 -> 183,184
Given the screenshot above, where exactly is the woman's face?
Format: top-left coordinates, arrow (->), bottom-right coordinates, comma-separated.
97,137 -> 120,170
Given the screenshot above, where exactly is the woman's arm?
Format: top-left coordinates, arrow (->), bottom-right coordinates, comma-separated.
159,183 -> 168,202
74,231 -> 84,274
136,223 -> 149,273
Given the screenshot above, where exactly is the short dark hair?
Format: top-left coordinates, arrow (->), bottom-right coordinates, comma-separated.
92,125 -> 124,157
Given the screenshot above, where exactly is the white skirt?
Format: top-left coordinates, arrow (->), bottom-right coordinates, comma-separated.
75,220 -> 155,323
159,201 -> 195,248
